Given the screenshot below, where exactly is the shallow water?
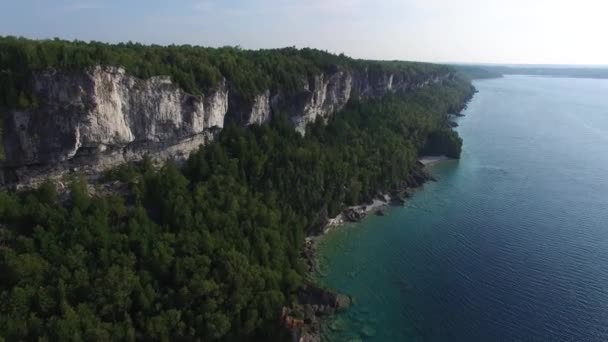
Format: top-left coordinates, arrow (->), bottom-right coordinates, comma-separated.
317,75 -> 608,341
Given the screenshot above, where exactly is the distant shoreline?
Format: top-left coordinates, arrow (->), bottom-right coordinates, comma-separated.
456,64 -> 608,81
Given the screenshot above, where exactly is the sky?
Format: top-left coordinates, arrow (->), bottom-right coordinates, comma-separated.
1,0 -> 607,65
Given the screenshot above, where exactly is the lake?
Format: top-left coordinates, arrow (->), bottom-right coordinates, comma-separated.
317,75 -> 608,341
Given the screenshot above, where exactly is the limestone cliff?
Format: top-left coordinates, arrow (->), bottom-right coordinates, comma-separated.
1,65 -> 453,186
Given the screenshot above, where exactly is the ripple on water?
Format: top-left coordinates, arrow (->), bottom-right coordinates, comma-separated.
317,76 -> 608,341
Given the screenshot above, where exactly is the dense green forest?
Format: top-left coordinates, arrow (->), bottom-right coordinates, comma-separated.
0,72 -> 473,340
454,64 -> 608,80
454,65 -> 503,80
0,36 -> 473,340
0,36 -> 450,109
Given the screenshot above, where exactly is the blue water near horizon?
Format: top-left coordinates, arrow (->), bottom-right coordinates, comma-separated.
317,75 -> 608,341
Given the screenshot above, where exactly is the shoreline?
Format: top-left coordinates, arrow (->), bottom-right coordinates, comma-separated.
313,155 -> 452,243
303,193 -> 396,275
419,155 -> 454,166
294,156 -> 453,341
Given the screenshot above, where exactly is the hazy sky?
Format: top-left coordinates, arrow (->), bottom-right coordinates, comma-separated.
1,0 -> 607,64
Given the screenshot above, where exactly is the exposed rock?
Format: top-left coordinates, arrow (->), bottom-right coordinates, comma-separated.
343,207 -> 367,222
5,66 -> 227,167
298,284 -> 352,312
302,238 -> 317,273
375,209 -> 386,216
405,164 -> 433,187
335,294 -> 352,310
283,284 -> 353,342
329,318 -> 348,331
390,185 -> 414,205
281,71 -> 354,134
1,66 -> 455,187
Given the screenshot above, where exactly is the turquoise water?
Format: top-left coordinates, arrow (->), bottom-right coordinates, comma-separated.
317,75 -> 608,341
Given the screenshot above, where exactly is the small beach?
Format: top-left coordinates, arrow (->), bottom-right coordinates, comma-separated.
418,155 -> 453,166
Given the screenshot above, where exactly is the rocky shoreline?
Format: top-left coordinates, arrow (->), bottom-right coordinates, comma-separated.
286,159 -> 442,341
305,160 -> 436,271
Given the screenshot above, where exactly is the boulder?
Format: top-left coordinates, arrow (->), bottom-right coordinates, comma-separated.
390,193 -> 407,205
298,285 -> 352,314
343,207 -> 367,222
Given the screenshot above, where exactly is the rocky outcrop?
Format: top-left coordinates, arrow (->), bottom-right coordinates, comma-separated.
5,66 -> 227,166
343,207 -> 368,222
282,284 -> 352,342
1,65 -> 454,186
276,71 -> 354,134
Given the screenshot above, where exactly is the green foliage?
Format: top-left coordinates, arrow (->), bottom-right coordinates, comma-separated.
422,129 -> 463,158
0,54 -> 473,340
0,36 -> 451,109
454,65 -> 503,80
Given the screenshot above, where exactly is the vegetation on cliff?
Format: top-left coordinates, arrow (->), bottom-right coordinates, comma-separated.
0,48 -> 473,340
0,36 -> 451,110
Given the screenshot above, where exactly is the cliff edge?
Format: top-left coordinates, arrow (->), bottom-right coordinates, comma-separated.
2,63 -> 454,186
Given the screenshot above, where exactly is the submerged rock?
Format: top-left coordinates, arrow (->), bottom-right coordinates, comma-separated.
391,195 -> 406,205
361,325 -> 377,337
329,318 -> 348,331
298,285 -> 352,313
284,284 -> 354,342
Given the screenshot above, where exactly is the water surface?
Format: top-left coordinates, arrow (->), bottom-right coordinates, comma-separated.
317,76 -> 608,341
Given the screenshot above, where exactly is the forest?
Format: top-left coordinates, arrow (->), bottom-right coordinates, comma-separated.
0,36 -> 474,341
0,76 -> 473,340
0,36 -> 451,109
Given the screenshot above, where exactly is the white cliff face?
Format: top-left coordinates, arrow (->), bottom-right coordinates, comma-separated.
88,67 -> 228,143
5,66 -> 228,167
247,90 -> 272,125
284,71 -> 354,134
284,69 -> 449,134
1,65 -> 453,185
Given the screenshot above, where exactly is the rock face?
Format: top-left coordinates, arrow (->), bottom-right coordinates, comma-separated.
278,71 -> 354,134
343,207 -> 368,222
282,284 -> 353,342
1,65 -> 454,186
